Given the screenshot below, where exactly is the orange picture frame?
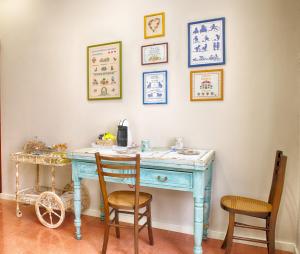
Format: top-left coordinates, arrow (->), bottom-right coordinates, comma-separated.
190,69 -> 224,101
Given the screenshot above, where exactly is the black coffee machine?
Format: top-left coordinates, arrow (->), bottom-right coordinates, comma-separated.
117,119 -> 131,147
117,126 -> 127,147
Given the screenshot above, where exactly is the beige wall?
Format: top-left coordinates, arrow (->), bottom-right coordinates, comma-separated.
297,1 -> 300,251
0,0 -> 299,251
296,1 -> 300,251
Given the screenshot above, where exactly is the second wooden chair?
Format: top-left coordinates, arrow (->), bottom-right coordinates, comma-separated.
95,153 -> 154,254
220,150 -> 287,254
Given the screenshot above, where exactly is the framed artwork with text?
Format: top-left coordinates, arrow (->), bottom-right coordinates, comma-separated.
141,43 -> 168,65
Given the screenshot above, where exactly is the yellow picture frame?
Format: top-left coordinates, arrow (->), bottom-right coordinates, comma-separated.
190,69 -> 224,101
144,12 -> 165,39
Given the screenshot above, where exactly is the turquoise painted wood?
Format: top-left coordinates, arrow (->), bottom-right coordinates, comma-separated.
69,148 -> 215,254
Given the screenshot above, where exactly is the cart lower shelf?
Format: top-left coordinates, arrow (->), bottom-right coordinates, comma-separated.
16,184 -> 89,229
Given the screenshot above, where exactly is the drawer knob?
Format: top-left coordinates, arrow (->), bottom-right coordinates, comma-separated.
157,176 -> 168,182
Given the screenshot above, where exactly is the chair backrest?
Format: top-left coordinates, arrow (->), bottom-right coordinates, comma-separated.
268,150 -> 287,218
95,153 -> 140,215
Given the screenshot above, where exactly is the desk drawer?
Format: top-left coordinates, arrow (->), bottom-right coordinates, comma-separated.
77,162 -> 125,184
75,162 -> 193,190
141,168 -> 193,190
77,162 -> 97,175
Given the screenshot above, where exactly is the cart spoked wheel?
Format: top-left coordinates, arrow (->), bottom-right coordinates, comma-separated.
35,191 -> 65,229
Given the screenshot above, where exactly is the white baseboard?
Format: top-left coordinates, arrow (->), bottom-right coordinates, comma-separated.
206,228 -> 297,253
81,207 -> 297,253
1,193 -> 297,253
81,207 -> 194,234
0,193 -> 15,200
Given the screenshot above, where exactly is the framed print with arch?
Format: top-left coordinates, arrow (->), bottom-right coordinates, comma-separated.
190,69 -> 223,101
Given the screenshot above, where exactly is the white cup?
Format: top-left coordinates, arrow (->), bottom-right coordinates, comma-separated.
175,137 -> 184,149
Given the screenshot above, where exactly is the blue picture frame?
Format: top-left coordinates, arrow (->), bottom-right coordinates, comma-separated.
143,71 -> 168,105
188,17 -> 225,67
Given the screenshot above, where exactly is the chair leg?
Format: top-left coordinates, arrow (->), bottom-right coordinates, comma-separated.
221,226 -> 229,249
134,208 -> 139,254
102,223 -> 110,254
146,203 -> 154,245
267,222 -> 275,254
115,209 -> 120,239
266,217 -> 270,252
225,212 -> 235,254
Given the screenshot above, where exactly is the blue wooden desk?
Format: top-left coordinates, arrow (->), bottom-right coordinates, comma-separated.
68,148 -> 215,254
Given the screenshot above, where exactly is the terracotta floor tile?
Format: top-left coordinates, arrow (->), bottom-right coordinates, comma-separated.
0,200 -> 292,254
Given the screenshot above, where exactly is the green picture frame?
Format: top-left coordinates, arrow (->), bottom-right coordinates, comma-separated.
87,41 -> 122,100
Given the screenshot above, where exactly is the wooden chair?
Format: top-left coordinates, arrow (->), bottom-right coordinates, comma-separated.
95,153 -> 154,254
220,150 -> 287,254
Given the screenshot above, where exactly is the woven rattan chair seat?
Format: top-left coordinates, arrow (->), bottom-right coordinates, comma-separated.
108,191 -> 152,209
221,195 -> 272,214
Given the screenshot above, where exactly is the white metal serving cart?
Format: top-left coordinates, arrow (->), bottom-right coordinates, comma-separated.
11,152 -> 88,229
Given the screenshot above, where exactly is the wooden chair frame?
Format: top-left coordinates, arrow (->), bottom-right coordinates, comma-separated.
95,153 -> 154,254
221,151 -> 287,254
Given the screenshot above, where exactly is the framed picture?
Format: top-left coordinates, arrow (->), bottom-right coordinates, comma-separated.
141,43 -> 168,65
188,17 -> 225,67
87,41 -> 122,100
144,12 -> 165,39
190,69 -> 223,101
143,71 -> 168,104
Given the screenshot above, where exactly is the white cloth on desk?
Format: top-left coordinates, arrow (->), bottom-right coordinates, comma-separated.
71,147 -> 214,166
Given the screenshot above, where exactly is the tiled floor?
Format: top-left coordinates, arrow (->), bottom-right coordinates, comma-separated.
0,200 -> 292,254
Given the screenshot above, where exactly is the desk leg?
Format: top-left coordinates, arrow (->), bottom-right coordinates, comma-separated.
193,171 -> 204,254
74,178 -> 82,240
203,163 -> 213,239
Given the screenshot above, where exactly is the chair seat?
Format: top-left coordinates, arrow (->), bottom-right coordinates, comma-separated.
108,191 -> 152,209
221,195 -> 272,216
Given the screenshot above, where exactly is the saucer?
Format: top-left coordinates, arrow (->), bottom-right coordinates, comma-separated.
177,149 -> 199,155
